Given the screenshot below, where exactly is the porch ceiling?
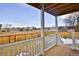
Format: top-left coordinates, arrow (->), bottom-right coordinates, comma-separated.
27,3 -> 79,16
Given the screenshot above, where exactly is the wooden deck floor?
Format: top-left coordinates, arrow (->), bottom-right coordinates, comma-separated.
45,45 -> 79,56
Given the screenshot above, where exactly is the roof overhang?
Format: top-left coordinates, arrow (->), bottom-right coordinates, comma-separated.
27,3 -> 79,16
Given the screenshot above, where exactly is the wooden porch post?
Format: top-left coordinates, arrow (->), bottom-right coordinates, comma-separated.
55,16 -> 58,45
71,20 -> 76,49
72,29 -> 76,49
41,3 -> 45,55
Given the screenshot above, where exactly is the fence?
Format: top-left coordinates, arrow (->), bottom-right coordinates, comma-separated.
0,31 -> 54,45
0,32 -> 40,45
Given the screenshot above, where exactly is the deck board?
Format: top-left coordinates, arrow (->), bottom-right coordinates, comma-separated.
45,45 -> 79,56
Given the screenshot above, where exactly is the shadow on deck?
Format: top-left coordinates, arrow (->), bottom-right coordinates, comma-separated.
45,45 -> 79,56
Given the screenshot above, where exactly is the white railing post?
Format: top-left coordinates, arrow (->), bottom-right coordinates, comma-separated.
32,40 -> 35,55
1,47 -> 4,56
12,46 -> 15,56
26,41 -> 29,56
27,41 -> 30,56
35,39 -> 37,54
30,40 -> 32,56
41,3 -> 45,55
7,46 -> 10,56
32,40 -> 35,56
25,42 -> 27,55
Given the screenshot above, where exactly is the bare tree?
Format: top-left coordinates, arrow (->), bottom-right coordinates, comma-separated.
31,27 -> 36,30
4,24 -> 12,32
63,18 -> 73,27
63,12 -> 79,30
0,24 -> 2,31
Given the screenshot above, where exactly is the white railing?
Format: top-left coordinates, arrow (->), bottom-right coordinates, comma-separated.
0,34 -> 56,56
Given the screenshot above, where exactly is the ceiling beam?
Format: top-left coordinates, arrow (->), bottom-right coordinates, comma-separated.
52,4 -> 69,10
57,5 -> 79,15
58,4 -> 78,11
45,4 -> 58,10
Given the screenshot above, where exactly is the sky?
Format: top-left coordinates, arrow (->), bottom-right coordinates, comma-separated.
0,3 -> 66,28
